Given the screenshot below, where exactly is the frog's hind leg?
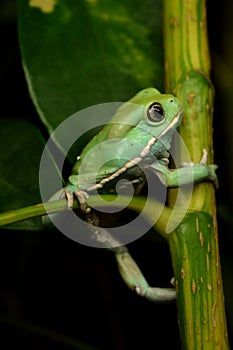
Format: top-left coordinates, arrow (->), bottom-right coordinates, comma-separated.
91,226 -> 176,303
114,245 -> 176,303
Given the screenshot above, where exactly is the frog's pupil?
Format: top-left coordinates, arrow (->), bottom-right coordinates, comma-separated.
147,103 -> 164,122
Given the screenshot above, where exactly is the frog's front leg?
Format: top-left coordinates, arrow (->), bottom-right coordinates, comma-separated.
150,151 -> 218,188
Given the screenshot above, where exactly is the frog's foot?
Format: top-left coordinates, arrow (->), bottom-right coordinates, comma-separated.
64,188 -> 90,213
64,190 -> 74,209
199,149 -> 219,188
181,149 -> 219,188
181,148 -> 208,167
74,189 -> 90,213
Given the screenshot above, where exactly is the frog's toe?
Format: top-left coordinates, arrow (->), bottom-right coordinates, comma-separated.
64,190 -> 74,209
74,190 -> 90,213
200,149 -> 208,165
208,164 -> 219,188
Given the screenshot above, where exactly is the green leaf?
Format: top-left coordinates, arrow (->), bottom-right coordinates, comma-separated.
0,119 -> 61,230
18,0 -> 164,135
14,0 -> 164,228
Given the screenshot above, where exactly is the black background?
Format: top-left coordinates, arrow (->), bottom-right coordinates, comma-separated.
0,0 -> 232,349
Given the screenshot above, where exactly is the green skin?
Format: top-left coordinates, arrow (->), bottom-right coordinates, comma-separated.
58,87 -> 217,302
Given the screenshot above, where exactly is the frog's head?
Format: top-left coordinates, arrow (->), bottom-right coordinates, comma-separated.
107,88 -> 182,150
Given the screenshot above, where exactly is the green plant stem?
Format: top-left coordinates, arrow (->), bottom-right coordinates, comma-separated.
163,0 -> 229,348
0,200 -> 66,227
0,195 -> 172,239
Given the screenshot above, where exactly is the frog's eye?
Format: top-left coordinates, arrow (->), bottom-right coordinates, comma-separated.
147,102 -> 165,123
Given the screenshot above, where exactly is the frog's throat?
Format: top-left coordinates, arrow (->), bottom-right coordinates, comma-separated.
86,110 -> 182,192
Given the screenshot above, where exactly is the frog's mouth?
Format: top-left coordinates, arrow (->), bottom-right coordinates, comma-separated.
158,109 -> 183,138
124,109 -> 182,169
